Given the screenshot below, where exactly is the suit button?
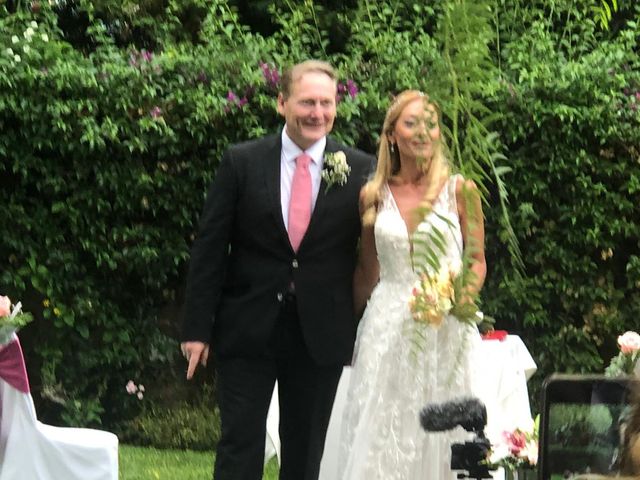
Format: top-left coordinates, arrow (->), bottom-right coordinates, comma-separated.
277,292 -> 283,302
292,259 -> 299,268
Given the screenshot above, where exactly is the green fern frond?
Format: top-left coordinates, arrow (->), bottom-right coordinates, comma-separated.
592,0 -> 619,30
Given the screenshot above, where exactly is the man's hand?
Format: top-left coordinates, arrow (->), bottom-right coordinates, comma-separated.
180,341 -> 210,380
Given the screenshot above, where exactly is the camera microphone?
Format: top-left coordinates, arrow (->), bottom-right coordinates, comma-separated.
420,396 -> 487,433
420,397 -> 495,479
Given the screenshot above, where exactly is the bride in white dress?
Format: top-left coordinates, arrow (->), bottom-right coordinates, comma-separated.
336,90 -> 487,480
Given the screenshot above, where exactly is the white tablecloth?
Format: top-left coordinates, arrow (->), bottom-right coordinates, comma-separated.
474,335 -> 537,443
265,335 -> 537,479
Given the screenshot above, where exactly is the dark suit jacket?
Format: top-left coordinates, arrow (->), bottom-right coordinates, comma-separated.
182,133 -> 374,365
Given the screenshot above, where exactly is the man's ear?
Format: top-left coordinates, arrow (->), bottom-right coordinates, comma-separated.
276,93 -> 285,116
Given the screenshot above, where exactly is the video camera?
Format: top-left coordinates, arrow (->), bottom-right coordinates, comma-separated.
420,397 -> 495,479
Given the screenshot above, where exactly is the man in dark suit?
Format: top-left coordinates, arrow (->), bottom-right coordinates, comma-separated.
181,60 -> 374,480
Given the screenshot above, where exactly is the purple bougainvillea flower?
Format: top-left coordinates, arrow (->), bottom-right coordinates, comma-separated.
260,62 -> 280,89
346,79 -> 359,98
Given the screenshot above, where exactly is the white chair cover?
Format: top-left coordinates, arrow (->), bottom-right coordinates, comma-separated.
0,335 -> 119,480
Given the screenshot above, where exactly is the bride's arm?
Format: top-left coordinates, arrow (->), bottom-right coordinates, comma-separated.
456,177 -> 487,302
353,188 -> 380,318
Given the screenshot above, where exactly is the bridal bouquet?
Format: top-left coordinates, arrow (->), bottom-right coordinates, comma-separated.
409,263 -> 484,327
409,266 -> 455,327
605,331 -> 640,377
0,295 -> 33,345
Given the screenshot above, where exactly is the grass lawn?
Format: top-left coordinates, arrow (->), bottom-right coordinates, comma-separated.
119,445 -> 280,480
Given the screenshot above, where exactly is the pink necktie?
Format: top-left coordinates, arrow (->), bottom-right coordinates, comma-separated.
288,153 -> 312,252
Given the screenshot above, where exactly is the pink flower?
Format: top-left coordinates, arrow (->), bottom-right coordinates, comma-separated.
0,296 -> 10,317
125,380 -> 137,394
503,430 -> 527,455
618,331 -> 640,354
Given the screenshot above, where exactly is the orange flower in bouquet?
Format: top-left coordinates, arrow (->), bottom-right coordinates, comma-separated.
409,262 -> 486,328
409,266 -> 456,327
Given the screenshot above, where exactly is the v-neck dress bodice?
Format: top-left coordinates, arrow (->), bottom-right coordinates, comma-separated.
374,178 -> 464,285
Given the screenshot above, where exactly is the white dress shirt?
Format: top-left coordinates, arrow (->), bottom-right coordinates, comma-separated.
280,127 -> 326,230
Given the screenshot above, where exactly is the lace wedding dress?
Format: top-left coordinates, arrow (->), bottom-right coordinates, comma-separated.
337,175 -> 482,480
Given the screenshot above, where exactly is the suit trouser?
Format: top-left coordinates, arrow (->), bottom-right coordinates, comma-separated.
213,295 -> 343,480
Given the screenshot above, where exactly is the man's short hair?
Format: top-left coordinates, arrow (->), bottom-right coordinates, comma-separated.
280,60 -> 337,99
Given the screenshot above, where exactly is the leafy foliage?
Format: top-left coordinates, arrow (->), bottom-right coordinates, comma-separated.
0,0 -> 638,431
483,0 -> 640,405
121,402 -> 221,450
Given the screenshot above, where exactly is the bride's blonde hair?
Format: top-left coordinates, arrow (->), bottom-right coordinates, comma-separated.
362,90 -> 450,226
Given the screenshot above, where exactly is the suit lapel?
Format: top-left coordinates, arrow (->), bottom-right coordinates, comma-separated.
309,138 -> 335,221
263,135 -> 289,242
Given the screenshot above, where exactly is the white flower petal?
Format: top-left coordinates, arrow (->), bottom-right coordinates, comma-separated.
9,302 -> 22,321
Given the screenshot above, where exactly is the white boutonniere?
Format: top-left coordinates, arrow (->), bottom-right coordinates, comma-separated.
322,150 -> 351,193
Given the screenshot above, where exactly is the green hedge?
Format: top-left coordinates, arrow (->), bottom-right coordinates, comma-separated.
1,0 -> 639,436
482,8 -> 640,403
